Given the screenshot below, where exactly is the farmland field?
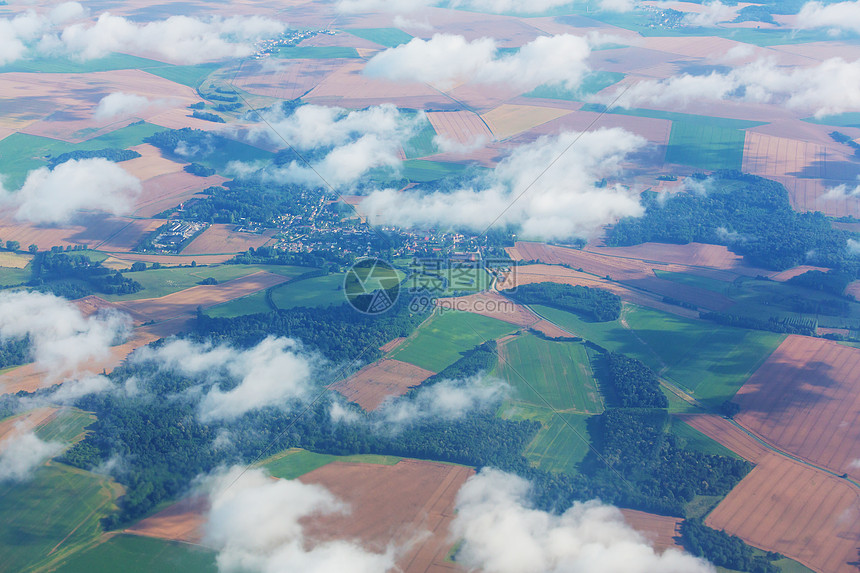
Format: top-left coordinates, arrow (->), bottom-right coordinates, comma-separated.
530,304 -> 784,407
204,290 -> 271,317
523,71 -> 625,101
513,407 -> 594,475
269,273 -> 347,309
391,309 -> 516,372
35,409 -> 95,445
0,463 -> 121,572
144,63 -> 221,88
275,47 -> 360,59
0,54 -> 168,74
400,159 -> 470,182
497,334 -> 603,413
263,448 -> 402,480
666,119 -> 748,171
402,121 -> 438,159
669,417 -> 741,459
346,28 -> 414,48
331,358 -> 435,410
52,534 -> 217,573
103,264 -> 309,301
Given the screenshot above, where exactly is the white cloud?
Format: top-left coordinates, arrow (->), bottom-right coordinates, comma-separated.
364,33 -> 595,92
0,291 -> 130,381
338,0 -> 584,14
336,0 -> 434,13
451,468 -> 715,573
392,15 -> 433,31
363,127 -> 646,241
45,374 -> 114,403
0,9 -> 285,66
848,238 -> 860,254
610,57 -> 860,118
599,0 -> 638,11
451,0 -> 574,13
93,92 -> 170,121
796,1 -> 860,34
375,375 -> 508,428
242,104 -> 426,188
823,180 -> 860,199
682,1 -> 736,27
1,158 -> 141,224
0,427 -> 63,482
433,133 -> 489,154
201,466 -> 396,573
133,337 -> 319,422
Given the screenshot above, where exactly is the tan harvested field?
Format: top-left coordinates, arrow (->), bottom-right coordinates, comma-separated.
846,280 -> 860,300
426,111 -> 493,148
676,414 -> 770,463
734,335 -> 860,480
73,295 -> 138,320
121,144 -> 184,180
125,496 -> 208,544
98,252 -> 236,265
0,251 -> 33,269
331,359 -> 435,411
437,291 -> 538,327
498,264 -> 700,319
133,171 -> 227,218
0,214 -> 143,252
445,82 -> 523,114
300,460 -> 474,573
769,41 -> 860,63
706,453 -> 860,573
480,104 -> 573,140
586,242 -> 755,273
182,224 -> 275,255
618,509 -> 684,553
506,243 -> 734,312
380,337 -> 406,353
0,407 -> 59,442
770,265 -> 830,282
233,58 -> 343,100
641,36 -> 754,60
93,218 -> 166,252
305,61 -> 456,110
115,271 -> 289,323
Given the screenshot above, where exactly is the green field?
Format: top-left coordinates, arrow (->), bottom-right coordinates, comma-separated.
261,448 -> 402,480
530,304 -> 784,408
803,112 -> 860,128
0,266 -> 31,287
524,71 -> 625,101
270,273 -> 347,309
0,54 -> 168,74
53,534 -> 217,573
0,122 -> 164,188
402,122 -> 439,159
275,46 -> 360,59
35,409 -> 95,445
507,405 -> 594,475
0,464 -> 120,572
497,334 -> 603,413
652,269 -> 734,294
401,159 -> 470,182
346,28 -> 414,48
669,417 -> 741,459
391,310 -> 517,372
102,264 -> 311,302
144,63 -> 222,88
580,105 -> 765,130
205,290 -> 272,318
666,120 -> 748,171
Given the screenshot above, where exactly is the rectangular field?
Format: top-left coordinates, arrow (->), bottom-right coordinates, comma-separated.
497,334 -> 603,414
520,409 -> 594,475
269,273 -> 347,310
181,225 -> 275,255
52,534 -> 217,573
734,335 -> 860,480
666,120 -> 748,172
263,449 -> 402,481
330,358 -> 435,411
390,310 -> 517,372
706,453 -> 860,573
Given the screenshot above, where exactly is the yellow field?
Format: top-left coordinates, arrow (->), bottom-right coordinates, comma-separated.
0,252 -> 33,269
481,104 -> 573,140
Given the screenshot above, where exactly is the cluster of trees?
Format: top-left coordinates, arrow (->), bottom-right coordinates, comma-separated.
608,171 -> 858,274
409,341 -> 497,393
190,110 -> 225,123
29,251 -> 141,296
173,181 -> 309,226
229,247 -> 343,270
603,352 -> 668,408
183,163 -> 215,177
681,519 -> 781,573
787,270 -> 854,297
47,148 -> 141,168
504,282 -> 621,322
0,336 -> 30,369
700,312 -> 816,336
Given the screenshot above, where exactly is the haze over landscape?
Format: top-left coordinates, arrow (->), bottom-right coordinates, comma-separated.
0,1 -> 859,572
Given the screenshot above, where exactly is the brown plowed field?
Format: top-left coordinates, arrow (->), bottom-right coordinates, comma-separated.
437,292 -> 538,327
93,218 -> 166,252
0,214 -> 140,252
734,336 -> 860,480
125,496 -> 208,544
706,453 -> 860,573
770,265 -> 830,282
846,280 -> 860,300
507,242 -> 734,312
0,407 -> 59,441
380,337 -> 406,353
182,224 -> 275,255
618,509 -> 684,553
330,359 -> 435,411
426,111 -> 493,147
676,414 -> 770,463
133,171 -> 227,218
115,271 -> 288,323
584,242 -> 765,275
497,264 -> 699,319
300,460 -> 474,573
